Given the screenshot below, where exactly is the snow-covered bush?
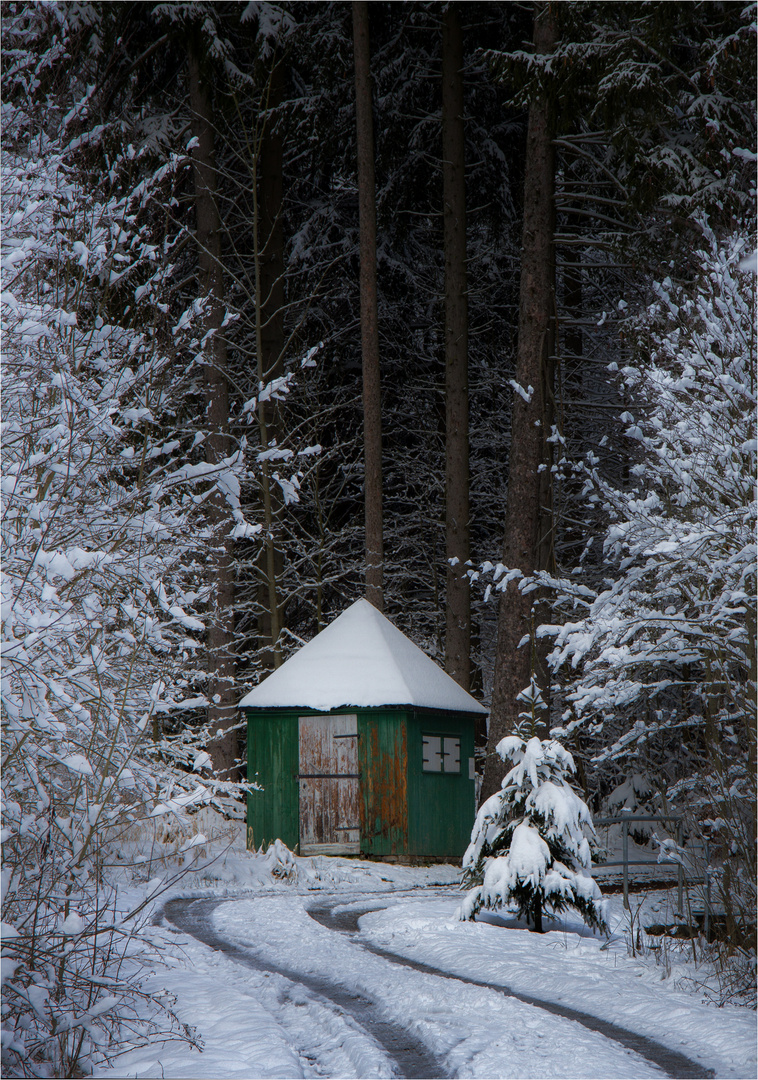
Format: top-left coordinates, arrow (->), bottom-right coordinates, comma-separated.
461,736 -> 607,933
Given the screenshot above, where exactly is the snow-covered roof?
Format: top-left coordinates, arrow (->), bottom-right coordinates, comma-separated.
239,598 -> 487,715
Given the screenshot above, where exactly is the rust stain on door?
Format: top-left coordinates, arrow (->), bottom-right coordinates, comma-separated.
363,720 -> 408,853
298,715 -> 360,855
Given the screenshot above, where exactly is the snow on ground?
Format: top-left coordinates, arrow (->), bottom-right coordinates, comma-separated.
105,923 -> 395,1080
356,898 -> 755,1080
95,839 -> 756,1080
212,893 -> 663,1079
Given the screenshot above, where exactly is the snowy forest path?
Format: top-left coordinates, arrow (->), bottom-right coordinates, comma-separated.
307,900 -> 714,1080
163,897 -> 446,1079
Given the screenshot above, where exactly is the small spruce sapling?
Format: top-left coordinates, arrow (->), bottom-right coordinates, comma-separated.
461,735 -> 607,933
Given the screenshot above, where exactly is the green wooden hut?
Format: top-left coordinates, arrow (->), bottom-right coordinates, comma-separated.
240,598 -> 487,861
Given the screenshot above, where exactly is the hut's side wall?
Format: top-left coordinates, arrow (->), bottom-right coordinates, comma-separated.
246,710 -> 299,851
358,711 -> 409,856
406,710 -> 476,858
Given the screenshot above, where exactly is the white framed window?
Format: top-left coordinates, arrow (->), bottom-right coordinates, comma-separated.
422,734 -> 461,774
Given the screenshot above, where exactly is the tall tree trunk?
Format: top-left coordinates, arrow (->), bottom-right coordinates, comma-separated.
353,0 -> 384,612
256,57 -> 286,671
442,3 -> 471,691
481,4 -> 557,802
187,35 -> 238,780
556,240 -> 583,568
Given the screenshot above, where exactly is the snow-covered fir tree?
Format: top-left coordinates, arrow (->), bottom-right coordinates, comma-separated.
461,736 -> 607,934
541,221 -> 756,949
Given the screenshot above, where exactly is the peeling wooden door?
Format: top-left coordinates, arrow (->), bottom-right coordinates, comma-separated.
298,715 -> 360,854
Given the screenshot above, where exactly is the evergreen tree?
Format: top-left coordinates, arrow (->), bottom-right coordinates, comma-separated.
483,1 -> 557,800
461,736 -> 607,934
187,15 -> 238,777
480,0 -> 755,794
442,1 -> 472,689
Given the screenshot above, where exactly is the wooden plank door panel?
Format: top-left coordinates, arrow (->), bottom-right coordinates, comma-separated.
298,715 -> 360,854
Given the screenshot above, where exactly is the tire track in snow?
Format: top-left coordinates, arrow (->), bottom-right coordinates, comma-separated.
307,902 -> 714,1080
164,898 -> 445,1080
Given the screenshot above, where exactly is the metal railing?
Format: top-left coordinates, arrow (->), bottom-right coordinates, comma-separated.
593,813 -> 714,935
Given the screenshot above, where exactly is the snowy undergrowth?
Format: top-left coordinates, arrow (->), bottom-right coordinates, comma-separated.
1,10 -> 256,1072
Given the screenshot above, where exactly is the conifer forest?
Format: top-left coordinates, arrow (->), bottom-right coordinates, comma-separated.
1,2 -> 756,1074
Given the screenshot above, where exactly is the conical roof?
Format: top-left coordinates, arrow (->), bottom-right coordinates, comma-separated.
239,598 -> 487,714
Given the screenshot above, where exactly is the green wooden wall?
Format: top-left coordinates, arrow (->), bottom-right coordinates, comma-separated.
246,709 -> 299,851
246,705 -> 477,859
406,709 -> 476,858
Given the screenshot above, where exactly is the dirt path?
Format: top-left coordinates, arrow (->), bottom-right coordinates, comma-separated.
307,901 -> 714,1080
164,893 -> 713,1080
164,897 -> 445,1079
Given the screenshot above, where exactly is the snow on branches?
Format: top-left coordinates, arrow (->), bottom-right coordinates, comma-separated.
542,224 -> 755,763
461,736 -> 607,934
0,9 -> 250,1072
536,221 -> 756,951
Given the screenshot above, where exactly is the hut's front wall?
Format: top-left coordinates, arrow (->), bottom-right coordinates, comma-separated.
246,707 -> 410,856
246,706 -> 477,860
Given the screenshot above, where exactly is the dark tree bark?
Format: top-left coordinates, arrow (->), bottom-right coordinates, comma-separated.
187,34 -> 238,780
442,3 -> 471,691
352,0 -> 384,612
256,57 -> 286,671
482,4 -> 557,802
532,895 -> 544,933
